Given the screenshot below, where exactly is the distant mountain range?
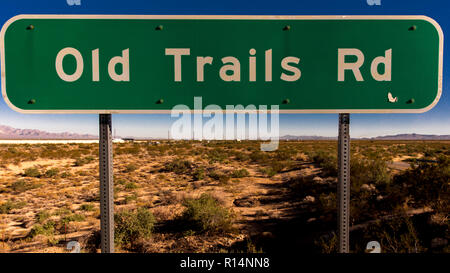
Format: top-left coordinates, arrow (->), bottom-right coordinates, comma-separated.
280,133 -> 450,141
0,125 -> 448,140
0,125 -> 98,139
280,135 -> 337,140
363,133 -> 450,140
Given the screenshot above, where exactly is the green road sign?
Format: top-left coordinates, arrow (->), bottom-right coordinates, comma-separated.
0,15 -> 443,113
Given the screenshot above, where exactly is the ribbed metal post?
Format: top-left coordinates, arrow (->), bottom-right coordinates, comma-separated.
99,114 -> 114,253
337,113 -> 350,253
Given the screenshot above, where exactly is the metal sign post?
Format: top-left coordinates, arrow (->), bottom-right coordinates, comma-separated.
337,113 -> 350,253
99,114 -> 114,253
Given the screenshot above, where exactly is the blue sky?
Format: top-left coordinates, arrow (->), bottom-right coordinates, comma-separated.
0,0 -> 449,138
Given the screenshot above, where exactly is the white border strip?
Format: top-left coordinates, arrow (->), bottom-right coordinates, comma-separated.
0,15 -> 444,114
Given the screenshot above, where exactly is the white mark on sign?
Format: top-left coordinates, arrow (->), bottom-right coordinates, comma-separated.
388,92 -> 398,103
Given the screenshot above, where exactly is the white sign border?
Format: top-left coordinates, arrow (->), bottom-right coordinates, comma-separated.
0,14 -> 444,114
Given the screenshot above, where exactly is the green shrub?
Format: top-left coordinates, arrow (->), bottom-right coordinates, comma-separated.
315,232 -> 338,253
0,200 -> 27,214
124,193 -> 138,204
28,221 -> 55,238
80,203 -> 95,212
47,236 -> 60,246
266,161 -> 287,176
116,179 -> 127,185
389,155 -> 449,210
23,167 -> 41,177
124,164 -> 138,173
318,192 -> 336,213
125,182 -> 138,190
206,148 -> 227,163
44,168 -> 59,178
231,168 -> 249,178
192,167 -> 205,181
162,159 -> 192,174
60,172 -> 71,178
74,156 -> 95,166
116,145 -> 141,155
351,157 -> 391,189
353,215 -> 426,253
10,180 -> 41,193
234,152 -> 250,162
249,151 -> 270,164
114,208 -> 155,248
312,151 -> 337,177
36,210 -> 51,223
61,213 -> 85,224
274,149 -> 296,161
261,167 -> 277,177
54,207 -> 71,216
208,171 -> 231,184
180,193 -> 234,234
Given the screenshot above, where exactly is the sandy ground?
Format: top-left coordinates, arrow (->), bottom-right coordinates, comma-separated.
0,140 -> 447,253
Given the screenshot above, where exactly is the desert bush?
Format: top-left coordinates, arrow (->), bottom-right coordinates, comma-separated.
274,149 -> 296,161
125,182 -> 138,190
318,192 -> 337,213
234,152 -> 250,162
54,207 -> 72,216
179,193 -> 234,234
60,172 -> 71,178
28,221 -> 55,238
315,232 -> 338,253
352,214 -> 425,253
47,236 -> 60,246
192,167 -> 206,181
261,167 -> 277,178
116,179 -> 127,185
74,156 -> 94,166
311,151 -> 337,177
61,213 -> 85,224
10,180 -> 41,193
162,159 -> 192,174
249,151 -> 270,164
208,171 -> 231,184
36,210 -> 51,223
115,144 -> 141,155
0,200 -> 27,214
114,208 -> 155,248
124,163 -> 138,173
231,168 -> 250,178
389,155 -> 449,210
206,148 -> 228,163
270,161 -> 288,173
124,193 -> 138,204
23,167 -> 41,178
80,204 -> 95,212
351,157 -> 391,190
44,168 -> 59,178
349,158 -> 392,222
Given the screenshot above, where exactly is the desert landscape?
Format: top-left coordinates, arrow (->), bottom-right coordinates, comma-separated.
0,139 -> 448,253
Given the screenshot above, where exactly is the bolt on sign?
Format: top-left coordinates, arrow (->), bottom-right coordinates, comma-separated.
0,15 -> 443,113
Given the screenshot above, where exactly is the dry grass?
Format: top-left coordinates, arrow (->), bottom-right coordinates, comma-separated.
0,140 -> 448,253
